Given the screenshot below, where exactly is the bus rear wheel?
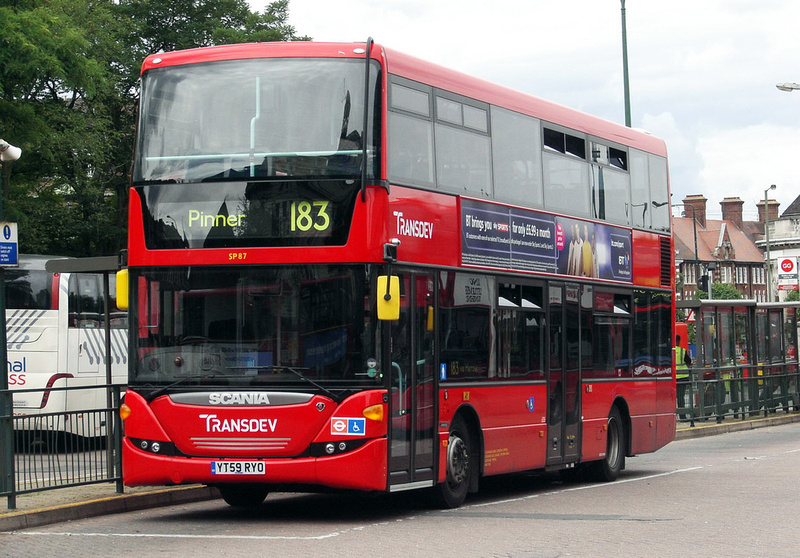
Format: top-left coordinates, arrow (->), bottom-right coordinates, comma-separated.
432,415 -> 472,509
588,406 -> 625,482
218,484 -> 269,508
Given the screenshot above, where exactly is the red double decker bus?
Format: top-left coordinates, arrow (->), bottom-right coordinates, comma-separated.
118,40 -> 676,508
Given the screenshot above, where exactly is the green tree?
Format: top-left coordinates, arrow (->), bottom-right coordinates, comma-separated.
0,0 -> 115,255
1,0 -> 305,257
695,281 -> 743,301
786,290 -> 800,302
712,282 -> 743,300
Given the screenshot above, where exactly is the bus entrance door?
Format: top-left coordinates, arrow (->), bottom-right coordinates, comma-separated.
546,283 -> 580,467
388,274 -> 436,490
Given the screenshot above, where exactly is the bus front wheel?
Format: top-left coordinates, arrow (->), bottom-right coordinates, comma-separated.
218,484 -> 269,508
432,415 -> 472,508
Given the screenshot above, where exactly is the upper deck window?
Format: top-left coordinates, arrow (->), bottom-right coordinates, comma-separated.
544,127 -> 586,160
437,97 -> 462,125
391,84 -> 430,117
591,142 -> 628,171
387,77 -> 669,233
134,58 -> 380,183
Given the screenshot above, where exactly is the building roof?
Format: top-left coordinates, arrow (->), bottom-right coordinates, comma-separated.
673,216 -> 764,264
782,194 -> 800,217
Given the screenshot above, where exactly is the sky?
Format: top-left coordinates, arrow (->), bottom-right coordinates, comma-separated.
249,0 -> 800,220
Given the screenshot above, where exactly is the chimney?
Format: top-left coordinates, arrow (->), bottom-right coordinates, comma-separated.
720,197 -> 744,229
682,194 -> 707,228
757,199 -> 780,223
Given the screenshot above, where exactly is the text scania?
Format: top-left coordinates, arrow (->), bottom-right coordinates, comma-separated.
200,414 -> 278,433
208,392 -> 271,405
394,211 -> 434,239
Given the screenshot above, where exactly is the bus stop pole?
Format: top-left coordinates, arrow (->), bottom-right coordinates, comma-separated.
0,267 -> 15,509
0,156 -> 16,508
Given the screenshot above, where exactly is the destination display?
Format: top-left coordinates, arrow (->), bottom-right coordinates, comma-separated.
461,198 -> 632,282
139,181 -> 358,249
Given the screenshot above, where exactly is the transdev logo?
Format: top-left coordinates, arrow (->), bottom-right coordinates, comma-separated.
394,211 -> 434,240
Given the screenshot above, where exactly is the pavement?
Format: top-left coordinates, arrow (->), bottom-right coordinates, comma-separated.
3,412 -> 800,532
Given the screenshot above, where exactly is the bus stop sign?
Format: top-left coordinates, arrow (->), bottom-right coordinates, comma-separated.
0,222 -> 18,266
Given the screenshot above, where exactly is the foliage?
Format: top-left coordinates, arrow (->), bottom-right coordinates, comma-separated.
786,290 -> 800,302
0,0 -> 306,257
694,281 -> 743,301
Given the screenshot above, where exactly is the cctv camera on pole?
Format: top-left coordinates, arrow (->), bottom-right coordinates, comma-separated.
0,140 -> 22,162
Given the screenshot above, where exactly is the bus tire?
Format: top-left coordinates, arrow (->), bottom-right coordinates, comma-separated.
432,415 -> 472,509
218,484 -> 269,508
588,406 -> 625,482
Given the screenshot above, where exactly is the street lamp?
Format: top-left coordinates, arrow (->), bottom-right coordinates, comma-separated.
764,184 -> 777,302
620,0 -> 631,127
776,82 -> 800,92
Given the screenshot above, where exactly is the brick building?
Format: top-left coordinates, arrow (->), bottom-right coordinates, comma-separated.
673,195 -> 769,301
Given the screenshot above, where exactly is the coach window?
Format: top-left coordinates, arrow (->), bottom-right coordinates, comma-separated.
434,94 -> 492,197
6,267 -> 52,310
68,274 -> 105,328
388,80 -> 435,187
491,106 -> 543,208
543,127 -> 590,217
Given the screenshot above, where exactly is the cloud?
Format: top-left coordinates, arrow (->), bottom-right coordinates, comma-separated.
251,0 -> 800,214
697,124 -> 800,218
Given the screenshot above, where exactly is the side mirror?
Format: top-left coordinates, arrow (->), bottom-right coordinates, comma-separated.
377,275 -> 400,321
116,269 -> 129,311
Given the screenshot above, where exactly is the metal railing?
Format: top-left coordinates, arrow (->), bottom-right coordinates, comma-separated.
0,384 -> 124,510
3,369 -> 799,511
677,363 -> 800,426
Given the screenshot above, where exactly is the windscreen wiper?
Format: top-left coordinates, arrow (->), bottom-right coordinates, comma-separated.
262,366 -> 339,401
142,373 -> 228,402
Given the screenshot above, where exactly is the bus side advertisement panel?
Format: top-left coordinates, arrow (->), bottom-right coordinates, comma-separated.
460,198 -> 632,281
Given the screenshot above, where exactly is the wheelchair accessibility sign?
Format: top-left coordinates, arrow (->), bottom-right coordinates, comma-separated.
331,417 -> 366,436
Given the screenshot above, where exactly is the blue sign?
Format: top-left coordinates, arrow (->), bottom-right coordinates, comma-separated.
347,418 -> 366,435
0,222 -> 19,266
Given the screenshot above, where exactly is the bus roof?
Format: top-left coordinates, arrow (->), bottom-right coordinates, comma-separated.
381,46 -> 667,157
140,40 -> 667,157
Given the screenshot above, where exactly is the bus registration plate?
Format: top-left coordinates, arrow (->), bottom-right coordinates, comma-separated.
211,461 -> 265,475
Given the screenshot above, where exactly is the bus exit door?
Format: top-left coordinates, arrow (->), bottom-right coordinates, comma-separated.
388,274 -> 436,490
546,283 -> 581,467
